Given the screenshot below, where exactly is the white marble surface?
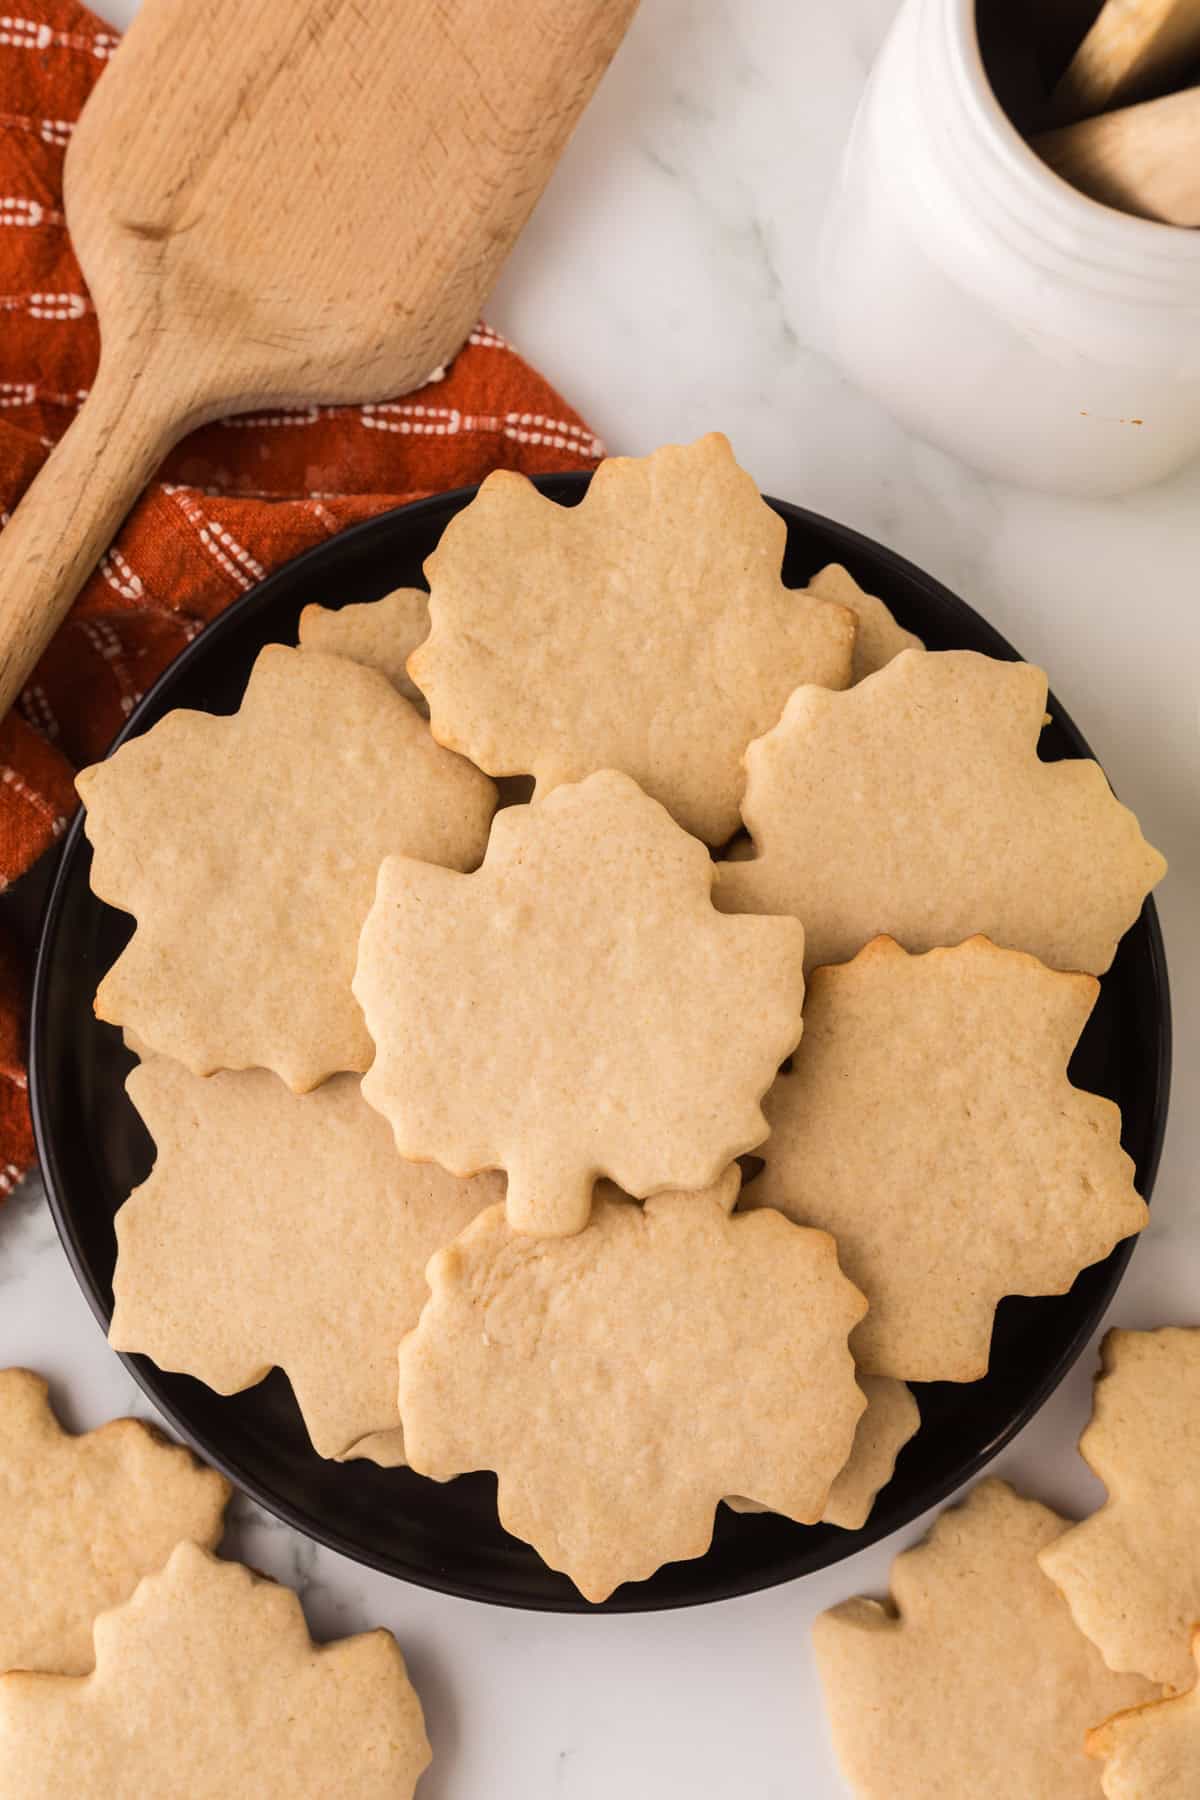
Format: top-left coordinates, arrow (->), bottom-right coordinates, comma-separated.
4,0 -> 1197,1793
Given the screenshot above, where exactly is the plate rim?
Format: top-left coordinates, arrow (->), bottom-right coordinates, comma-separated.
30,477 -> 1173,1612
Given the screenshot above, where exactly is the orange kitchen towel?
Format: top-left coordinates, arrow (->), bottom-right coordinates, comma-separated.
0,0 -> 604,1198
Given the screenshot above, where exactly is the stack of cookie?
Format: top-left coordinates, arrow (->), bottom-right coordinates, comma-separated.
74,434 -> 1165,1604
0,1369 -> 431,1796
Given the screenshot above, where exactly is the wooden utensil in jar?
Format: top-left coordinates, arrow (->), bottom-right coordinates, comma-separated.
1054,0 -> 1200,121
1036,83 -> 1200,223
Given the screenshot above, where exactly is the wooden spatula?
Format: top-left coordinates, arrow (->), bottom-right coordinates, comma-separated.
0,0 -> 637,719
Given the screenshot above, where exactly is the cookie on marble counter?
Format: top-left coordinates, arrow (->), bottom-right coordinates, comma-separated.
0,1543 -> 431,1799
1088,1633 -> 1200,1798
0,1368 -> 228,1677
1040,1327 -> 1200,1692
814,1480 -> 1155,1799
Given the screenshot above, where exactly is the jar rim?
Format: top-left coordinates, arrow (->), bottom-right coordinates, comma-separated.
940,0 -> 1200,290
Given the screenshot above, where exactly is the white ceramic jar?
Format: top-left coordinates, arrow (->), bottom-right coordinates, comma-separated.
819,0 -> 1200,496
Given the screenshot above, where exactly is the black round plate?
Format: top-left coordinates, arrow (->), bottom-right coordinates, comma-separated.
32,478 -> 1171,1612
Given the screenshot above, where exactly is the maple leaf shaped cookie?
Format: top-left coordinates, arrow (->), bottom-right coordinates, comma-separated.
0,1543 -> 430,1799
78,644 -> 495,1091
109,1058 -> 503,1461
716,649 -> 1165,974
397,1184 -> 867,1602
0,1369 -> 228,1677
408,434 -> 857,844
1040,1328 -> 1200,1691
354,769 -> 808,1235
299,586 -> 430,709
725,1375 -> 920,1530
813,1480 -> 1155,1800
805,562 -> 923,682
744,937 -> 1147,1381
1088,1632 -> 1200,1799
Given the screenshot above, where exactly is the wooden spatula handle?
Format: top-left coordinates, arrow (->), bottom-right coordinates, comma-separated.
0,355 -> 178,721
